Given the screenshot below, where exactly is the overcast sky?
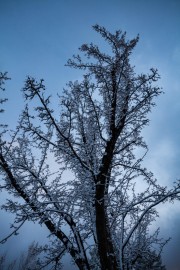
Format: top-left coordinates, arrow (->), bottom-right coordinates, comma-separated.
0,0 -> 180,269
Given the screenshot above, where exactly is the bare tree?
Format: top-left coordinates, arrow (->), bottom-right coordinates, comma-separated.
17,242 -> 45,270
0,72 -> 8,108
0,72 -> 9,120
0,254 -> 16,270
0,242 -> 45,270
0,25 -> 180,270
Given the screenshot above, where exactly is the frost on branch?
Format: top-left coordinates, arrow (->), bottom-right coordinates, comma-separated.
0,25 -> 180,270
0,72 -> 9,130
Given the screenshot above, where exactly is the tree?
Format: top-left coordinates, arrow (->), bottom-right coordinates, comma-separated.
0,25 -> 180,270
0,254 -> 16,270
0,72 -> 8,111
0,242 -> 44,270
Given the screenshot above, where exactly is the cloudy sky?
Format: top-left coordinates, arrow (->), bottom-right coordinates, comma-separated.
0,0 -> 180,269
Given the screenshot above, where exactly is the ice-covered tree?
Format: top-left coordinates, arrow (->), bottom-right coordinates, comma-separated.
0,25 -> 180,270
0,72 -> 8,110
0,242 -> 45,270
0,72 -> 9,118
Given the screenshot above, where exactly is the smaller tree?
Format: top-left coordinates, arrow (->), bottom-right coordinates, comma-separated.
18,242 -> 45,270
0,242 -> 47,270
0,253 -> 16,270
0,72 -> 9,113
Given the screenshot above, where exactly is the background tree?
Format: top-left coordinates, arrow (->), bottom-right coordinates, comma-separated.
0,242 -> 46,270
0,72 -> 9,113
0,25 -> 180,270
0,254 -> 16,270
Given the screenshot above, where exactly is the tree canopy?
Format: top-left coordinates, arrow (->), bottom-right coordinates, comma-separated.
0,25 -> 180,270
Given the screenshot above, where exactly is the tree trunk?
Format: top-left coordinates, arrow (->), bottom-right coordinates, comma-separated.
95,186 -> 119,270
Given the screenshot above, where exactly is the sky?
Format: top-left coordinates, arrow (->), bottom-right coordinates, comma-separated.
0,0 -> 180,269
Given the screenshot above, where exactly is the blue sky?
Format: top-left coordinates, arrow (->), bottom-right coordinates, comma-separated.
0,0 -> 180,269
